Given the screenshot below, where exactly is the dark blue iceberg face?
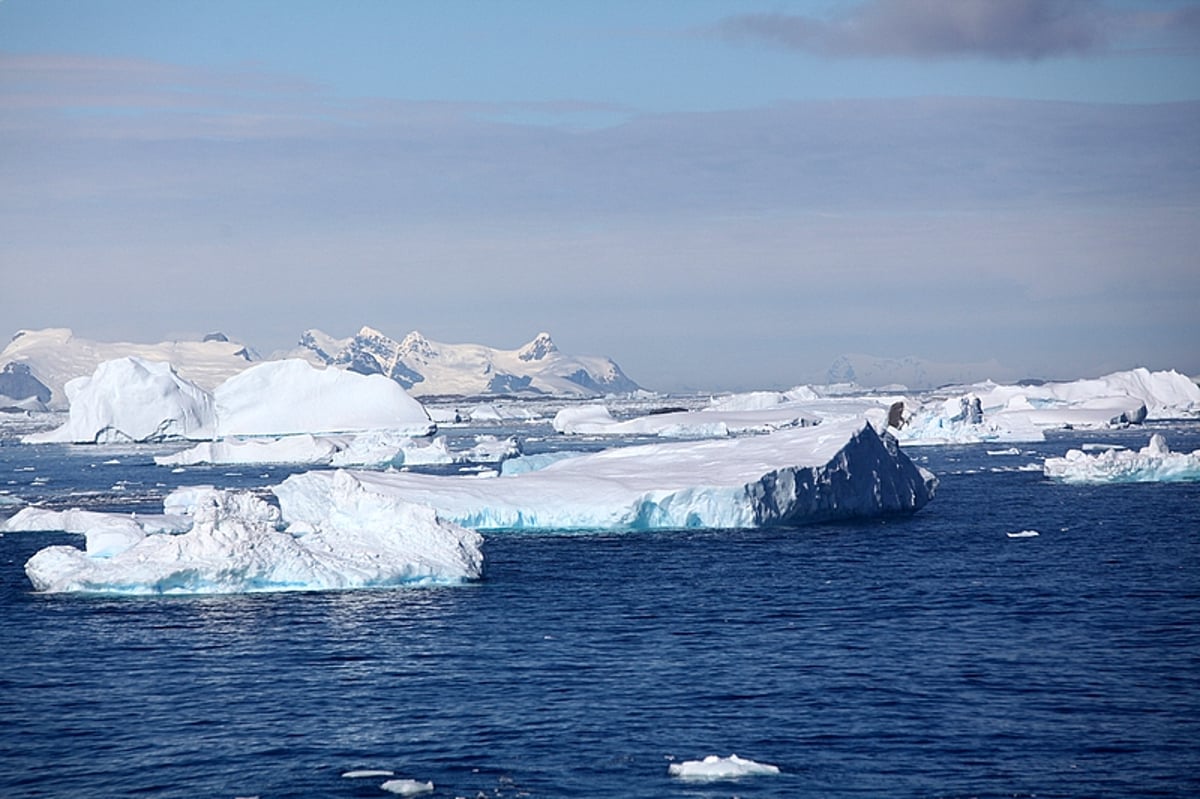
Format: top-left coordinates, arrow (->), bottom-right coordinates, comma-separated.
748,425 -> 937,527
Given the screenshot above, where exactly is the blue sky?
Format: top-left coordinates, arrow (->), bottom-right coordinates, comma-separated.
2,0 -> 1198,390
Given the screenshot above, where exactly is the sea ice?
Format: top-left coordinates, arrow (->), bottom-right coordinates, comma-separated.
667,754 -> 781,780
276,418 -> 936,532
1043,433 -> 1200,484
22,480 -> 483,594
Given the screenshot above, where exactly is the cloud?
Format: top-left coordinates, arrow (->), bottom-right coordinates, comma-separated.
714,0 -> 1112,60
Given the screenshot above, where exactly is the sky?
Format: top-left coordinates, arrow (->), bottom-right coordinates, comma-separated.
1,0 -> 1198,391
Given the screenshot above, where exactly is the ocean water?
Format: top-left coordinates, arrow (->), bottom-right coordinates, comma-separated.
1,420 -> 1198,798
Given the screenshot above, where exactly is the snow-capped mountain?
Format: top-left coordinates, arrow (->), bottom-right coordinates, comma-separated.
0,329 -> 259,409
289,326 -> 640,397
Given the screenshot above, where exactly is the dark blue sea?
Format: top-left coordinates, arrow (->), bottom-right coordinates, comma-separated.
1,419 -> 1198,798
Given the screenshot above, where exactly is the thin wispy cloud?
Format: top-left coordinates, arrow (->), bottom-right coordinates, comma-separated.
713,0 -> 1197,60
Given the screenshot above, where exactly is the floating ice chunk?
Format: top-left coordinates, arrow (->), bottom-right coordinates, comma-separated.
1007,530 -> 1040,538
2,507 -> 146,557
380,778 -> 434,795
552,400 -> 819,438
341,769 -> 395,779
668,754 -> 781,780
155,435 -> 340,467
24,357 -> 216,444
1043,433 -> 1200,484
24,483 -> 483,594
277,418 -> 936,532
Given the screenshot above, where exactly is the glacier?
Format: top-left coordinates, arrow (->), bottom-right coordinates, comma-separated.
0,327 -> 257,408
17,478 -> 484,594
290,326 -> 640,397
1043,434 -> 1200,484
276,418 -> 937,532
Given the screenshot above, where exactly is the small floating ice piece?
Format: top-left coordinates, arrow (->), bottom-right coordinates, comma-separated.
380,778 -> 434,795
341,769 -> 395,779
667,754 -> 781,780
1007,530 -> 1040,538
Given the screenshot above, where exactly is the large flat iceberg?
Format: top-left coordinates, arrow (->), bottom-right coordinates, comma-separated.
1043,433 -> 1200,484
276,418 -> 936,531
18,479 -> 483,594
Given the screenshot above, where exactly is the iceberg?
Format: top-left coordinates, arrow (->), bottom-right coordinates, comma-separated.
667,754 -> 781,780
22,480 -> 483,594
214,359 -> 433,437
26,357 -> 434,444
1043,434 -> 1200,484
894,368 -> 1200,446
276,418 -> 936,532
24,357 -> 216,444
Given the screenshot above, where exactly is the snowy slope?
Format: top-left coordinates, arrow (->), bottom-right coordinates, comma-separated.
289,326 -> 640,397
0,329 -> 257,408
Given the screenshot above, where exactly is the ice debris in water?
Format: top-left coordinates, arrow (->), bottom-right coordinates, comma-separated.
668,754 -> 781,780
341,770 -> 396,779
21,476 -> 483,594
379,778 -> 434,795
1043,433 -> 1200,484
1007,530 -> 1040,538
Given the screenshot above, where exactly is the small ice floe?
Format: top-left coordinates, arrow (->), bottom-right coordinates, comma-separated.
380,778 -> 434,795
986,447 -> 1022,456
1007,530 -> 1040,538
1081,442 -> 1127,452
1044,433 -> 1200,484
341,770 -> 396,779
667,754 -> 781,780
102,459 -> 121,465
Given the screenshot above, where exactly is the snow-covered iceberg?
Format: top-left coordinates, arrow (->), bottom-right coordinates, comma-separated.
668,754 -> 781,780
895,368 -> 1200,445
1043,433 -> 1200,484
214,359 -> 433,437
24,357 -> 216,444
276,418 -> 936,532
20,480 -> 483,594
25,357 -> 435,444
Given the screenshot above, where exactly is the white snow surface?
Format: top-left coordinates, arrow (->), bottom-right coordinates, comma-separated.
214,359 -> 433,437
26,357 -> 434,444
1043,433 -> 1200,484
894,368 -> 1200,445
24,357 -> 216,444
668,754 -> 781,780
289,326 -> 639,397
22,479 -> 483,594
276,418 -> 936,531
0,328 -> 256,408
